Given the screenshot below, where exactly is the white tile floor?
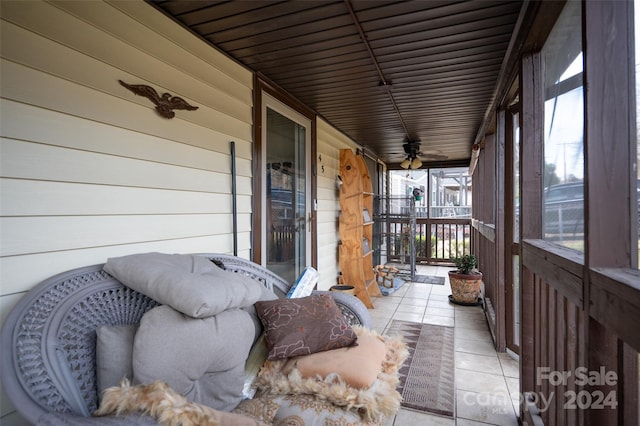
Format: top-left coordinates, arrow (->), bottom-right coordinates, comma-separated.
372,265 -> 520,426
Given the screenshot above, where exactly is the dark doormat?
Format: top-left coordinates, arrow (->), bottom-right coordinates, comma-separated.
385,320 -> 455,417
397,274 -> 445,285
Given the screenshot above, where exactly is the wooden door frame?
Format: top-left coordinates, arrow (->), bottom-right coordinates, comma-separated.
252,74 -> 317,268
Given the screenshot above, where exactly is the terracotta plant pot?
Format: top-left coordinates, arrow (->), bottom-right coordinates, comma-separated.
448,271 -> 483,304
330,285 -> 356,296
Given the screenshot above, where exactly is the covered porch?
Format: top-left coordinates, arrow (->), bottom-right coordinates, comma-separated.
1,1 -> 639,425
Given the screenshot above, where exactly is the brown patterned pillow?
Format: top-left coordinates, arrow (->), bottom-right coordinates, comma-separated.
254,293 -> 357,360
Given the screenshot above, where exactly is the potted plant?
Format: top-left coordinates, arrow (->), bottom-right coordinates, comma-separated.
448,254 -> 483,304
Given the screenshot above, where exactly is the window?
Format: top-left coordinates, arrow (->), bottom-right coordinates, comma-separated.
428,168 -> 472,219
541,1 -> 584,251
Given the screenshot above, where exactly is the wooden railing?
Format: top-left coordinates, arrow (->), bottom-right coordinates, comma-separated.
521,240 -> 639,425
416,218 -> 472,263
381,217 -> 472,264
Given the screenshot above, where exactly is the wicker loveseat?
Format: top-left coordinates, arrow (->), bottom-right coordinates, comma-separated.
1,253 -> 372,425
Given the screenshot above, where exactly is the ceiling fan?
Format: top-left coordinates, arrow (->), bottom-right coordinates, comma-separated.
398,140 -> 448,169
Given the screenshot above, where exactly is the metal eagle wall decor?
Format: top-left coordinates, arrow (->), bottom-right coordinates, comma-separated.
118,80 -> 198,119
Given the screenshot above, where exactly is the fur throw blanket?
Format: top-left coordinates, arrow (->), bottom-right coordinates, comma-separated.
94,379 -> 272,426
252,326 -> 409,422
94,327 -> 408,425
95,379 -> 220,425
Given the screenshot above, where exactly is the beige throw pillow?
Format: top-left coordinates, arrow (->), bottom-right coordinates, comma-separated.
293,330 -> 387,389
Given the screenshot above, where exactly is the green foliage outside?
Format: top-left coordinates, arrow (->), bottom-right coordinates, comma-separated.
412,235 -> 470,261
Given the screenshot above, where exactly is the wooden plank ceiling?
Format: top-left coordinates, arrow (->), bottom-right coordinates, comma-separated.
151,0 -> 523,168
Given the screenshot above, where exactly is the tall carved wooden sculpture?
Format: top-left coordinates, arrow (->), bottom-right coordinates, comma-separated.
338,149 -> 381,308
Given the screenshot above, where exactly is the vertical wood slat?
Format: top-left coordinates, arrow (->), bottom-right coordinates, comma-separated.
476,225 -> 498,346
448,223 -> 452,260
556,293 -> 566,426
587,320 -> 619,425
533,271 -> 541,396
540,281 -> 549,425
566,302 -> 578,426
519,50 -> 544,415
494,119 -> 507,352
425,220 -> 432,260
443,224 -> 447,258
531,275 -> 589,425
577,306 -> 586,426
584,0 -> 635,268
525,266 -> 638,425
583,2 -> 638,425
453,224 -> 457,258
519,52 -> 544,241
472,127 -> 498,330
548,286 -> 556,423
622,343 -> 639,426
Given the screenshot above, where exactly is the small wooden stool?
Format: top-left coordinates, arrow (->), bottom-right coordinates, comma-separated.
374,265 -> 399,288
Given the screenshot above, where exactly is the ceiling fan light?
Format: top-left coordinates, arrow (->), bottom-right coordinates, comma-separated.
400,158 -> 411,169
411,157 -> 423,169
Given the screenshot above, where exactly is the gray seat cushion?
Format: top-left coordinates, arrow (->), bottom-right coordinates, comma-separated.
103,253 -> 266,318
133,305 -> 257,412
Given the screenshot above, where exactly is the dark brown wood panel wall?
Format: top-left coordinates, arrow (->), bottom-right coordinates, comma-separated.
518,1 -> 639,424
472,131 -> 503,349
519,49 -> 545,408
522,245 -> 640,425
523,240 -> 586,425
494,111 -> 507,353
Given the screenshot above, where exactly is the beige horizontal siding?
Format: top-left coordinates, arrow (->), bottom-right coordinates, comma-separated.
1,138 -> 248,192
0,57 -> 253,154
0,236 -> 252,297
3,1 -> 252,115
315,118 -> 361,290
1,213 -> 252,256
1,99 -> 252,173
1,179 -> 253,217
0,2 -> 253,422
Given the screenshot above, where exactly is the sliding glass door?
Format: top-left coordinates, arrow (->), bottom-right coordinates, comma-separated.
261,93 -> 312,283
